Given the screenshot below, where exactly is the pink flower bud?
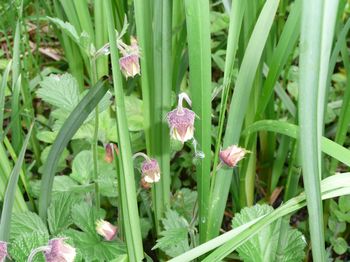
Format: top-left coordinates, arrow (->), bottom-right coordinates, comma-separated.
0,241 -> 8,262
141,159 -> 160,183
118,37 -> 140,78
119,54 -> 140,78
96,220 -> 118,241
104,143 -> 119,163
167,108 -> 195,143
219,145 -> 247,167
44,238 -> 76,262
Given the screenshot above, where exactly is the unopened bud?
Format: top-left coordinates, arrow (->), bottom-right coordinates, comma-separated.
104,143 -> 118,163
96,220 -> 118,241
219,145 -> 247,167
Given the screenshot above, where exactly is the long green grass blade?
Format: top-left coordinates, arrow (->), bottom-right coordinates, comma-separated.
206,0 -> 280,240
38,77 -> 109,220
105,1 -> 144,260
152,0 -> 172,232
10,21 -> 23,153
244,120 -> 350,167
0,124 -> 33,242
184,0 -> 212,243
170,172 -> 350,262
299,0 -> 327,259
0,61 -> 12,133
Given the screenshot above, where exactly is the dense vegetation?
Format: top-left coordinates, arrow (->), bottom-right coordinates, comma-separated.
1,0 -> 350,261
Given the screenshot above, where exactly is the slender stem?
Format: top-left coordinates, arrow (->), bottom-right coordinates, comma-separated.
132,152 -> 151,162
90,58 -> 100,208
27,246 -> 50,262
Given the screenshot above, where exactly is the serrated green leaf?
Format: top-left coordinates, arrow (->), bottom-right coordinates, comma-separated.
64,229 -> 126,262
39,145 -> 69,174
154,209 -> 190,257
48,192 -> 80,235
172,188 -> 197,223
71,202 -> 103,236
37,73 -> 80,113
9,232 -> 48,262
10,211 -> 48,240
232,204 -> 306,262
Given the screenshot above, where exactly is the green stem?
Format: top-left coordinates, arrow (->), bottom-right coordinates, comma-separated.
90,58 -> 100,208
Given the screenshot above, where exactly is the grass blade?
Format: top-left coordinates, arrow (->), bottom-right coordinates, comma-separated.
105,1 -> 144,260
38,76 -> 109,220
0,124 -> 33,242
206,0 -> 280,240
170,173 -> 350,262
184,0 -> 212,243
244,120 -> 350,170
152,0 -> 172,232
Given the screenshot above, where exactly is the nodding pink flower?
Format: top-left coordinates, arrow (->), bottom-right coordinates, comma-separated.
167,93 -> 196,143
104,143 -> 119,163
141,159 -> 161,183
118,36 -> 140,78
219,145 -> 247,168
0,241 -> 8,262
44,238 -> 76,262
96,220 -> 118,241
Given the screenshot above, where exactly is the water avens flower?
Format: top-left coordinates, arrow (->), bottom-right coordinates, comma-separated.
28,238 -> 76,262
118,36 -> 140,78
44,238 -> 76,262
104,143 -> 118,163
0,241 -> 8,262
219,145 -> 247,168
96,219 -> 118,241
167,93 -> 196,143
133,152 -> 161,184
141,159 -> 161,183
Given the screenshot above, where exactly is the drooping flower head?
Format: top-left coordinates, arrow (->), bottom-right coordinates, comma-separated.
141,158 -> 161,183
44,238 -> 76,262
133,152 -> 161,186
167,93 -> 196,143
219,145 -> 247,168
96,219 -> 118,241
118,36 -> 140,78
104,143 -> 119,163
0,241 -> 8,262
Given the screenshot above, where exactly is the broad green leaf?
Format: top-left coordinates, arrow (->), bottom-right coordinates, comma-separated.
171,188 -> 197,222
328,216 -> 346,234
47,17 -> 80,45
39,145 -> 69,174
71,202 -> 103,236
9,232 -> 48,262
63,229 -> 126,262
71,150 -> 93,184
124,95 -> 144,131
30,176 -> 90,198
37,73 -> 80,113
232,204 -> 306,262
10,211 -> 48,240
332,237 -> 348,255
154,209 -> 190,257
339,195 -> 350,213
48,192 -> 80,235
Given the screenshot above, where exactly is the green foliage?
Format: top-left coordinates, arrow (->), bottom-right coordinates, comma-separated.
232,204 -> 306,262
153,209 -> 192,257
48,193 -> 80,235
10,211 -> 48,240
9,232 -> 48,262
